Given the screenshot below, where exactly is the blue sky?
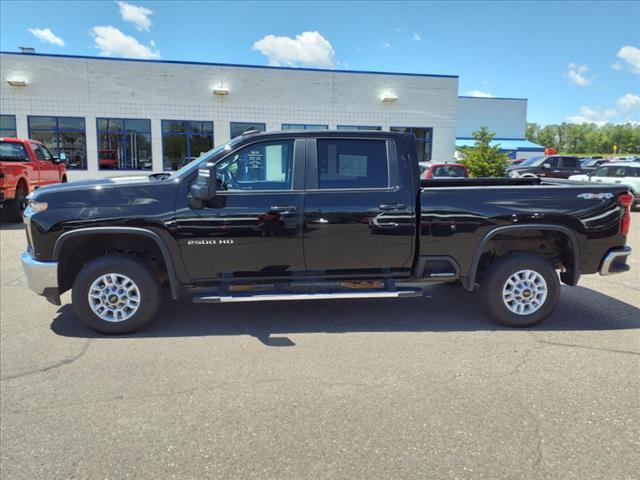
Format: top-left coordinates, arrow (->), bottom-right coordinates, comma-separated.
1,1 -> 638,126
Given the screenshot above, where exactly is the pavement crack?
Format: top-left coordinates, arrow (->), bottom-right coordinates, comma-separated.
535,340 -> 640,356
0,339 -> 92,381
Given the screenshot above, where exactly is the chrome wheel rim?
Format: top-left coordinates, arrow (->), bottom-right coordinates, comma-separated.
88,273 -> 141,322
502,269 -> 547,316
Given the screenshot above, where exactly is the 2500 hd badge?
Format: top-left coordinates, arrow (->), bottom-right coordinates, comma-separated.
187,239 -> 234,246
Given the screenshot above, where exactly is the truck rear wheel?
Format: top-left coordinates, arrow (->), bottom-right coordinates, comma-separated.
481,253 -> 560,327
72,255 -> 161,334
4,187 -> 27,223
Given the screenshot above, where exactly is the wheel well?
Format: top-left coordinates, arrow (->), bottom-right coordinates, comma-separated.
57,233 -> 169,294
61,175 -> 68,183
476,229 -> 575,283
16,177 -> 28,193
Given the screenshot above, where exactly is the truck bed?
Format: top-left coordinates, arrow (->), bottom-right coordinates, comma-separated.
420,177 -> 541,188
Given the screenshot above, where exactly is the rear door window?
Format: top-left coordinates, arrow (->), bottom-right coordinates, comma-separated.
0,142 -> 29,161
317,139 -> 388,189
624,167 -> 640,177
561,157 -> 579,168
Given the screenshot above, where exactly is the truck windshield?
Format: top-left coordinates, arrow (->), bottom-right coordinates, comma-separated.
0,141 -> 29,162
519,156 -> 547,167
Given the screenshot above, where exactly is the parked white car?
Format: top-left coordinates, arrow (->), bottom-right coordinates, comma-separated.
569,163 -> 640,209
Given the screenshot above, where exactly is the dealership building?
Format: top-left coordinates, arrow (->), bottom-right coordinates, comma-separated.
0,51 -> 542,180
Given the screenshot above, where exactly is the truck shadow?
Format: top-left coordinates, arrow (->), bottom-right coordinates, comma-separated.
0,222 -> 25,230
50,284 -> 640,345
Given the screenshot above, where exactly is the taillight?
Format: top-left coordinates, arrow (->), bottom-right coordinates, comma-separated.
618,192 -> 633,236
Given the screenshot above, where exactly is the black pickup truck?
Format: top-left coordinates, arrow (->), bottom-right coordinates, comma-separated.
21,131 -> 634,333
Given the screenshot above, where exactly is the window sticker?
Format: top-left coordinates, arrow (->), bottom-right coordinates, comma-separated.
338,154 -> 367,177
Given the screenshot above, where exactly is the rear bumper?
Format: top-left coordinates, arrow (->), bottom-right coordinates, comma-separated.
599,247 -> 632,276
21,250 -> 59,295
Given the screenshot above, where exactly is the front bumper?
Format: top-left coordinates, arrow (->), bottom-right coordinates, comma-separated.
599,247 -> 632,276
21,250 -> 59,296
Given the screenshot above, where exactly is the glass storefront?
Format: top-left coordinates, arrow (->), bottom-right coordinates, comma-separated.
97,118 -> 152,170
161,120 -> 214,171
0,115 -> 17,137
28,116 -> 87,169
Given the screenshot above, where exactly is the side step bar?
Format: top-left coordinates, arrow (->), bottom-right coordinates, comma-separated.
193,289 -> 424,304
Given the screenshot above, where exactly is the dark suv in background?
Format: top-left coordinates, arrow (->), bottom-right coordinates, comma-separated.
507,155 -> 583,178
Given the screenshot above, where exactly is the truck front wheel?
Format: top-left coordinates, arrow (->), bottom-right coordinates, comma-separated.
481,253 -> 560,327
72,255 -> 161,334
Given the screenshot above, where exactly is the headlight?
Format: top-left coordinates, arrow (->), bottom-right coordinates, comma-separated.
26,195 -> 48,212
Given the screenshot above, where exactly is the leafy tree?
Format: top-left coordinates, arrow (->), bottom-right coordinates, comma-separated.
526,122 -> 640,154
458,126 -> 510,177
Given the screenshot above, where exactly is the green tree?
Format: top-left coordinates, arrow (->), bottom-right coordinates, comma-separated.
458,126 -> 510,177
524,121 -> 640,154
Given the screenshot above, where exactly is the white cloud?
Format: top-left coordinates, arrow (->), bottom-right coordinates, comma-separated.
28,28 -> 65,47
116,1 -> 153,32
611,62 -> 623,71
565,94 -> 640,126
566,63 -> 591,86
465,90 -> 495,98
566,106 -> 616,126
252,31 -> 335,68
91,25 -> 160,59
617,93 -> 640,110
616,45 -> 640,74
383,42 -> 392,49
413,33 -> 421,42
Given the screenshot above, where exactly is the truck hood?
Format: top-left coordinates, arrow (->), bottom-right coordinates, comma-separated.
36,175 -> 161,194
29,174 -> 177,214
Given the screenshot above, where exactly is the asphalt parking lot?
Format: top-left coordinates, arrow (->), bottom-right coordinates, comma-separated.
1,216 -> 639,480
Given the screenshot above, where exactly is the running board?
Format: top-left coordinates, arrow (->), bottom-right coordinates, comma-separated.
192,289 -> 424,304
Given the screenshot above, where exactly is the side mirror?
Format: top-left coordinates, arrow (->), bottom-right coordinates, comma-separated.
52,152 -> 67,164
188,162 -> 217,209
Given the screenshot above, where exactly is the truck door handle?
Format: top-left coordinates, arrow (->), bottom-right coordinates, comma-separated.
270,205 -> 298,212
379,203 -> 406,211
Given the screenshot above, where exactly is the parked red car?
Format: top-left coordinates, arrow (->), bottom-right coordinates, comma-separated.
420,162 -> 468,179
98,149 -> 119,169
0,138 -> 68,222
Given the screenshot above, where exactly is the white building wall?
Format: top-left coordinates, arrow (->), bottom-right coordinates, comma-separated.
0,53 -> 458,180
456,96 -> 527,139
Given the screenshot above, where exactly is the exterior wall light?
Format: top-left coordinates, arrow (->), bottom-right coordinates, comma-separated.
380,93 -> 397,103
6,78 -> 28,87
213,87 -> 229,96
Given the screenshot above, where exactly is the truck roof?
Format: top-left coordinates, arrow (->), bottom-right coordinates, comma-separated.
238,129 -> 414,140
0,137 -> 43,145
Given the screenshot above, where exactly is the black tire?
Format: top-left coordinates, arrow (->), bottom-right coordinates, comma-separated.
72,255 -> 161,334
5,187 -> 27,223
481,253 -> 560,327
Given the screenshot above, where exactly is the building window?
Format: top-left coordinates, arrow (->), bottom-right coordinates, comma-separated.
230,122 -> 266,139
28,116 -> 87,169
161,120 -> 213,171
282,123 -> 328,130
317,139 -> 389,189
336,125 -> 382,131
97,118 -> 152,170
0,115 -> 17,137
390,127 -> 433,162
